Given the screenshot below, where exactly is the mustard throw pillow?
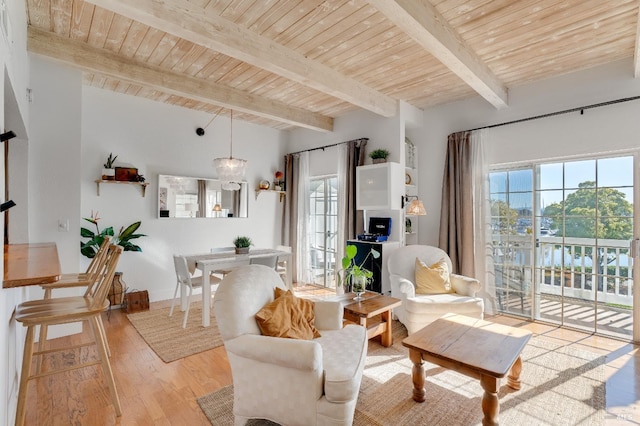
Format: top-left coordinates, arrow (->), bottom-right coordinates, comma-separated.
255,288 -> 320,339
414,257 -> 452,294
274,287 -> 321,338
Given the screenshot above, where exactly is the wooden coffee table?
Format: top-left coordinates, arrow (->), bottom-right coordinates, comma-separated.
335,292 -> 401,347
402,314 -> 532,426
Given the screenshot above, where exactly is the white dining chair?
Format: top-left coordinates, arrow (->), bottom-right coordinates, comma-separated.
170,255 -> 220,328
250,255 -> 278,269
276,245 -> 291,282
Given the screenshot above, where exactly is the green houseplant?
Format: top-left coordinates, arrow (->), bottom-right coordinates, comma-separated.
80,211 -> 145,258
101,153 -> 118,180
369,149 -> 389,164
233,236 -> 252,254
338,245 -> 380,299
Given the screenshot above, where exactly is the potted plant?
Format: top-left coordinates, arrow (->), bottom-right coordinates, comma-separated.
102,153 -> 118,180
233,236 -> 252,254
337,245 -> 380,300
369,149 -> 389,164
80,210 -> 146,258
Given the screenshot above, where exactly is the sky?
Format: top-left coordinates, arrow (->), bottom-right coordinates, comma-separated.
490,155 -> 634,211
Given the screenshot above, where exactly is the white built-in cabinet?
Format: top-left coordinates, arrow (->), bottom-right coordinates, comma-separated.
356,162 -> 404,210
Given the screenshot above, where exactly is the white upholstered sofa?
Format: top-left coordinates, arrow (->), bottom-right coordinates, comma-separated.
213,264 -> 368,426
388,245 -> 484,335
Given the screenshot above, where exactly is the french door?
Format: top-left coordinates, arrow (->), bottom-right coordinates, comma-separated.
490,154 -> 638,341
309,176 -> 338,288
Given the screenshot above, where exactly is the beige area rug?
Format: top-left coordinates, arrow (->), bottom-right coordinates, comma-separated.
127,302 -> 223,362
198,321 -> 606,425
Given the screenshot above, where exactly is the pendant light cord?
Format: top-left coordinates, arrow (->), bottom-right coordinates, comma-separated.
203,106 -> 225,130
229,110 -> 233,159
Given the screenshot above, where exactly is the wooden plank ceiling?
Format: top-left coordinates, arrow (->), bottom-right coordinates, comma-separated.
25,0 -> 640,132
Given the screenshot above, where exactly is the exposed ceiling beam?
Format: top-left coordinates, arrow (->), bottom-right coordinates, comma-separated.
85,0 -> 398,117
368,0 -> 508,109
634,1 -> 640,77
27,27 -> 333,132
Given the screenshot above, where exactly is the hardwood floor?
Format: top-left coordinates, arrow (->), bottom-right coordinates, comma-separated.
19,291 -> 640,425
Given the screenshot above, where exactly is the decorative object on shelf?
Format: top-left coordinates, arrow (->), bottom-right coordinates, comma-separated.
369,148 -> 390,164
405,173 -> 412,185
214,110 -> 247,191
115,166 -> 139,182
337,244 -> 380,300
405,137 -> 416,169
80,210 -> 146,258
405,217 -> 412,233
233,235 -> 252,254
102,153 -> 117,180
259,180 -> 270,190
402,195 -> 427,216
273,170 -> 284,191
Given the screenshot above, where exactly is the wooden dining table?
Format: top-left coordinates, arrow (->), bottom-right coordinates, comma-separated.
184,248 -> 292,327
3,243 -> 61,288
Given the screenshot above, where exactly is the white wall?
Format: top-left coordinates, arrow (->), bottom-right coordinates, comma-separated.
290,108 -> 402,166
417,58 -> 640,245
1,0 -> 30,423
81,85 -> 288,302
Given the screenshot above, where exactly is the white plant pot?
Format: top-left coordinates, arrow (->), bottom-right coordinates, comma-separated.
102,168 -> 115,180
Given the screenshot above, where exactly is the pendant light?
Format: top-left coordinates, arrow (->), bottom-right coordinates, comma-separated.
213,110 -> 247,191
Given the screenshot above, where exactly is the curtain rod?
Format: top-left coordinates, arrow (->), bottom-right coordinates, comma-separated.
287,137 -> 369,156
465,95 -> 640,132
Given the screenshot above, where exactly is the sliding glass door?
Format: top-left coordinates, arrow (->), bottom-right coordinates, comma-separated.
309,176 -> 338,288
490,154 -> 637,341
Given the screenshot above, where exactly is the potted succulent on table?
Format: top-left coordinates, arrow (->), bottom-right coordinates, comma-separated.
233,236 -> 252,254
369,149 -> 389,164
101,153 -> 118,180
337,244 -> 380,300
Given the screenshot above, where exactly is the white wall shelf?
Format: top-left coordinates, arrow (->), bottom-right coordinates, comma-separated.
95,179 -> 149,197
255,189 -> 286,202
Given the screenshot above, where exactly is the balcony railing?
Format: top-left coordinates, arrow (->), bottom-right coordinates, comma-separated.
492,235 -> 633,308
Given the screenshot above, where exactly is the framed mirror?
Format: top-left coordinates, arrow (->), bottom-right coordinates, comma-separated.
158,174 -> 249,218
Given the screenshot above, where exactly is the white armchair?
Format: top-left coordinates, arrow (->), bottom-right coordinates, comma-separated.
213,265 -> 368,426
388,245 -> 484,335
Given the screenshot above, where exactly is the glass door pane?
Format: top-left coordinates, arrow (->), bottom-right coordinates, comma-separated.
535,156 -> 634,339
491,154 -> 635,341
309,177 -> 338,288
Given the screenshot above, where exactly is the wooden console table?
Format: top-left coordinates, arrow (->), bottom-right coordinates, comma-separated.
3,243 -> 61,288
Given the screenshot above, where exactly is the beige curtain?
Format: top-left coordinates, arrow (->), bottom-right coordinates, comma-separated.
197,179 -> 207,218
345,139 -> 367,240
439,131 -> 475,276
283,154 -> 298,281
284,138 -> 367,285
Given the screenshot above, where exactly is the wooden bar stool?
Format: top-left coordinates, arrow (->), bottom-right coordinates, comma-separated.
14,245 -> 123,426
25,238 -> 113,373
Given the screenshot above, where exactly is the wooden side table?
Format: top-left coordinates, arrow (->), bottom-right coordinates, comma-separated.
402,313 -> 532,426
341,293 -> 401,347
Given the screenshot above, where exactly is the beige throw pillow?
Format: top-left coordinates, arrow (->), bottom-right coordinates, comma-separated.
414,257 -> 452,294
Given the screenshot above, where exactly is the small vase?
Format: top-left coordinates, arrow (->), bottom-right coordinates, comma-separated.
352,276 -> 367,301
235,247 -> 249,254
372,158 -> 387,164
